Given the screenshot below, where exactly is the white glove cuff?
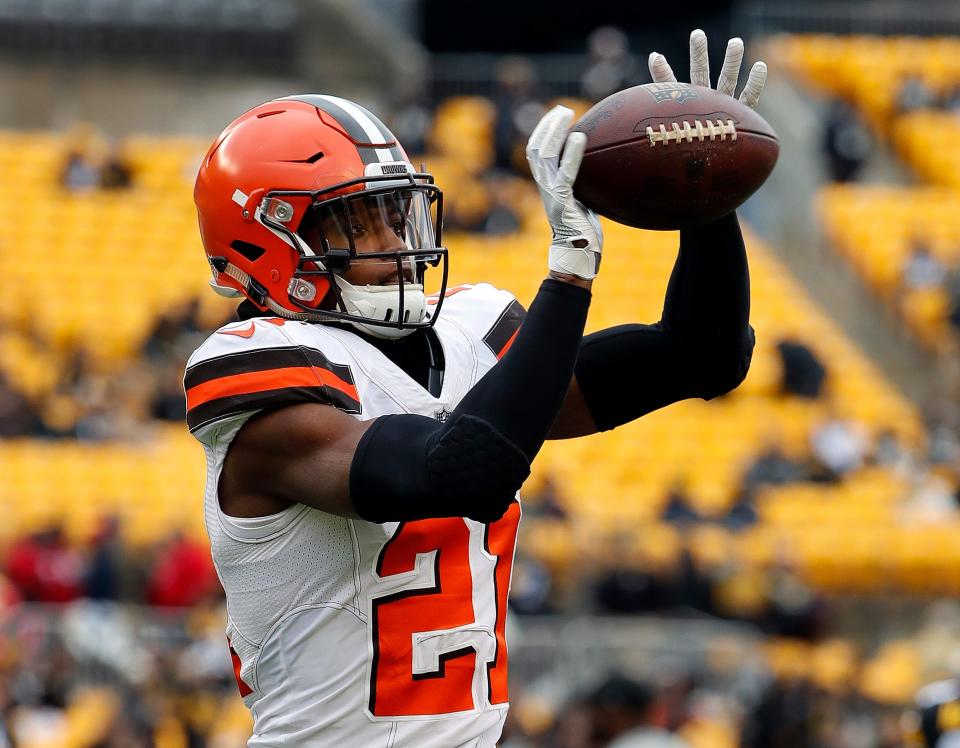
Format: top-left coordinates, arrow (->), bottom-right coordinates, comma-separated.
549,245 -> 600,280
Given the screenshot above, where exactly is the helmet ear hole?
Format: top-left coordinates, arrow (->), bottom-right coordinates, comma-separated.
230,240 -> 266,262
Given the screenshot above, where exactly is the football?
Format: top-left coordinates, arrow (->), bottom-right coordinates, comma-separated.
570,82 -> 780,230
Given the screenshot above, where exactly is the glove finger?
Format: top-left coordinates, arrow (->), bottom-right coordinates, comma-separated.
540,106 -> 574,162
526,106 -> 565,182
689,29 -> 710,87
648,52 -> 677,83
525,107 -> 555,160
558,131 -> 587,186
717,37 -> 744,97
739,60 -> 767,108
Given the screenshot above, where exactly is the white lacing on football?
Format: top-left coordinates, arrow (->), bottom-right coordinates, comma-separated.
646,119 -> 737,146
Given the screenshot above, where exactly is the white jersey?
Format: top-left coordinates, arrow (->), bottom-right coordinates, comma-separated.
184,284 -> 526,748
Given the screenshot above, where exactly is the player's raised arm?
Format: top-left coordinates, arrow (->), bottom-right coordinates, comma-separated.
222,106 -> 599,524
549,30 -> 761,439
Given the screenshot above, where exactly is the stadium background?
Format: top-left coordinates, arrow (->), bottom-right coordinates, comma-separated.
2,0 -> 960,745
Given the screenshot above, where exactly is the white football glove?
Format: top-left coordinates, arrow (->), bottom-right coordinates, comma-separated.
526,105 -> 603,280
648,29 -> 768,109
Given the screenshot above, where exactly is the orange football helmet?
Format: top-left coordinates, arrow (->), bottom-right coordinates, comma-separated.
194,94 -> 447,338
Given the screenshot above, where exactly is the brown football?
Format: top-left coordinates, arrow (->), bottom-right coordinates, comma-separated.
570,82 -> 779,230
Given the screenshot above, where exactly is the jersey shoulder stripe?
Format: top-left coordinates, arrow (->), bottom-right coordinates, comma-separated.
482,299 -> 525,360
185,346 -> 354,389
185,344 -> 361,433
432,283 -> 526,357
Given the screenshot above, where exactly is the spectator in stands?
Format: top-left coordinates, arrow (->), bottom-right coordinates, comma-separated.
927,421 -> 960,465
903,243 -> 947,291
822,100 -> 872,183
594,548 -> 671,615
0,371 -> 40,437
60,148 -> 99,192
145,532 -> 217,608
509,553 -> 554,615
723,488 -> 759,530
584,674 -> 690,748
581,27 -> 639,103
943,85 -> 960,116
764,561 -> 823,640
809,411 -> 868,480
660,478 -> 702,527
480,174 -> 523,235
945,267 -> 960,337
896,76 -> 937,114
51,344 -> 140,443
524,474 -> 568,520
776,339 -> 827,399
77,370 -> 154,442
6,526 -> 85,603
141,311 -> 182,364
98,141 -> 134,190
741,675 -> 815,747
141,297 -> 205,364
871,428 -> 912,473
85,517 -> 123,601
492,55 -> 544,174
741,436 -> 811,491
674,547 -> 716,615
150,360 -> 188,422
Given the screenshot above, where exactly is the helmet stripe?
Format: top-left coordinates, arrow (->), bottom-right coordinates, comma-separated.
315,95 -> 399,163
278,94 -> 378,164
315,95 -> 391,144
278,94 -> 369,142
279,93 -> 404,164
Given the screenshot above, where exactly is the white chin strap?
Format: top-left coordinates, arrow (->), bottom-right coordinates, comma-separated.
334,276 -> 427,339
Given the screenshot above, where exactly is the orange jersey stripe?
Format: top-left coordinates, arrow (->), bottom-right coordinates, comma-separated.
186,365 -> 359,411
495,328 -> 520,360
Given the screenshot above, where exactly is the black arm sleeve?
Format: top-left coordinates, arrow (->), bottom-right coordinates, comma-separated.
350,279 -> 590,523
575,211 -> 755,432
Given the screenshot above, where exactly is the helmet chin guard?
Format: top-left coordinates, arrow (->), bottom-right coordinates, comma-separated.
334,276 -> 428,339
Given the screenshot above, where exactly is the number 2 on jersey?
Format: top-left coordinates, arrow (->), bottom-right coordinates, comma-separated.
368,503 -> 520,718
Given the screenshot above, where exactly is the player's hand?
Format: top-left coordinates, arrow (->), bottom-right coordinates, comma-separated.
526,105 -> 603,280
648,29 -> 767,109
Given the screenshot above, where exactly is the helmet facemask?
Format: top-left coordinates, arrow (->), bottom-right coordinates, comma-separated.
261,173 -> 448,339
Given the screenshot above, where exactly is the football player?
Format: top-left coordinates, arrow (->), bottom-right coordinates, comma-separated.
186,30 -> 765,748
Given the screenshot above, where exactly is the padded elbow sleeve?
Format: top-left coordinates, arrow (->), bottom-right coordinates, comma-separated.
349,413 -> 530,524
698,323 -> 756,400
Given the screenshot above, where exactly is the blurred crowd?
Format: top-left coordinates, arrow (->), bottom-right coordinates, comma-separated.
0,598 -> 249,747
387,27 -> 640,236
1,523 -> 216,610
821,74 -> 960,186
0,298 -> 218,442
819,73 -> 960,365
4,586 -> 960,746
